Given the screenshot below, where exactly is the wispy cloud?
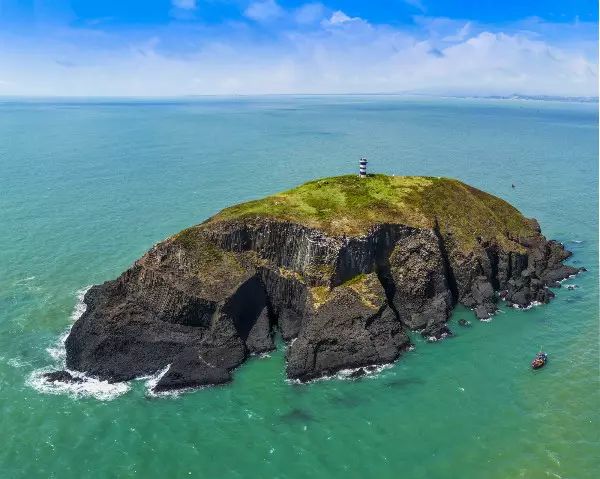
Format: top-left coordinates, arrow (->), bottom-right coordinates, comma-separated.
172,0 -> 197,10
293,3 -> 326,25
245,0 -> 285,23
443,22 -> 472,42
325,11 -> 362,26
0,3 -> 596,97
403,0 -> 426,13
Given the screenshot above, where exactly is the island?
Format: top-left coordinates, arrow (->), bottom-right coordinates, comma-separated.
48,175 -> 582,392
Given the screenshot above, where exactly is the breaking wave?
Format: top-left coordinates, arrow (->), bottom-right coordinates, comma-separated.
46,286 -> 90,361
28,286 -> 130,400
287,363 -> 393,385
27,367 -> 130,401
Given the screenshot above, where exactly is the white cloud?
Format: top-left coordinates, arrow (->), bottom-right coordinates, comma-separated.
172,0 -> 196,10
293,3 -> 326,25
244,0 -> 284,23
325,10 -> 361,26
443,22 -> 472,42
0,13 -> 596,97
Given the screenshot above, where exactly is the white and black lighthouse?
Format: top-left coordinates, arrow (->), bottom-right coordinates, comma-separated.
359,157 -> 368,178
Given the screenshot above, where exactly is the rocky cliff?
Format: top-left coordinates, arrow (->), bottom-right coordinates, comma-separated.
54,175 -> 582,391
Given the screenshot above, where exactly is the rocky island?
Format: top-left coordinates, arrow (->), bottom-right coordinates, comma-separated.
51,175 -> 581,392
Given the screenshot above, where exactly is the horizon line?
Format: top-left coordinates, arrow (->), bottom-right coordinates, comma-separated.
0,92 -> 597,102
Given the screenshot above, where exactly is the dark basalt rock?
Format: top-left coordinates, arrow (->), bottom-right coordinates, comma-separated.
43,370 -> 83,384
62,177 -> 583,392
286,273 -> 410,381
421,323 -> 453,341
153,349 -> 231,392
387,229 -> 453,330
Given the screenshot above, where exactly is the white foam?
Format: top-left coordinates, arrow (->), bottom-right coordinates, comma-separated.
15,276 -> 36,284
559,274 -> 579,283
27,367 -> 130,401
29,286 -> 131,401
336,363 -> 392,379
143,365 -> 173,397
46,286 -> 91,362
7,358 -> 29,368
512,301 -> 543,311
287,363 -> 393,385
143,365 -> 213,399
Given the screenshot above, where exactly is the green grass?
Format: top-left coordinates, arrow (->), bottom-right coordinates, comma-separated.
171,227 -> 248,290
207,174 -> 537,252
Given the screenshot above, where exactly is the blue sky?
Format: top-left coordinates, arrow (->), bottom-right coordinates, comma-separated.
0,0 -> 597,96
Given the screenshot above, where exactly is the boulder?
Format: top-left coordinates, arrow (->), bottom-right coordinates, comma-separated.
154,349 -> 231,393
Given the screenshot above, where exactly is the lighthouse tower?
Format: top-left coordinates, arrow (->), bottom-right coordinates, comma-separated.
359,157 -> 368,178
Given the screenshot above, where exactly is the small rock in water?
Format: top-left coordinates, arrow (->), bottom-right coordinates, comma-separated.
474,305 -> 492,320
153,349 -> 231,393
43,370 -> 83,384
566,284 -> 578,290
348,368 -> 367,379
457,319 -> 471,327
421,324 -> 453,342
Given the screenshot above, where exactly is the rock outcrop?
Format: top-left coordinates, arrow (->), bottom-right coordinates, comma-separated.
55,175 -> 581,391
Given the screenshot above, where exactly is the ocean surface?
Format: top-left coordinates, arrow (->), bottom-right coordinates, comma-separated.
0,96 -> 597,479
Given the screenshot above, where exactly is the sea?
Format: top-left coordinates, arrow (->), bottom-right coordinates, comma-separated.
0,96 -> 597,478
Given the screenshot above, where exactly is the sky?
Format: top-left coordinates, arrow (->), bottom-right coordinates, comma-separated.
0,0 -> 597,96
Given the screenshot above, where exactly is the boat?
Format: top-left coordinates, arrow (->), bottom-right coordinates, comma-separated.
531,352 -> 548,369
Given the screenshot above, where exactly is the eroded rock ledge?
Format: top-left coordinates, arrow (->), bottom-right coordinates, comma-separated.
54,175 -> 581,391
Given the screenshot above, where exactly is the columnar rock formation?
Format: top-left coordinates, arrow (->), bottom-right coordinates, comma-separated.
51,175 -> 581,391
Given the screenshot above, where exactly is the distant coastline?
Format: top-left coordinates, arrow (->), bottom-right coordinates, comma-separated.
446,93 -> 599,103
0,93 -> 597,104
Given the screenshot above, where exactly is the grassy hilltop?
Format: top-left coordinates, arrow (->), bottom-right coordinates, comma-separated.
207,174 -> 537,251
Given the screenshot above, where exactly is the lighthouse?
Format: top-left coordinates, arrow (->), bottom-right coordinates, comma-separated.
359,157 -> 368,178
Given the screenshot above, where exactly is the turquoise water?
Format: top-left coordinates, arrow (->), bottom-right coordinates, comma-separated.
0,96 -> 598,478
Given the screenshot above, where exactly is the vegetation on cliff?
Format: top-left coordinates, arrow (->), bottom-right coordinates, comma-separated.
208,175 -> 537,251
